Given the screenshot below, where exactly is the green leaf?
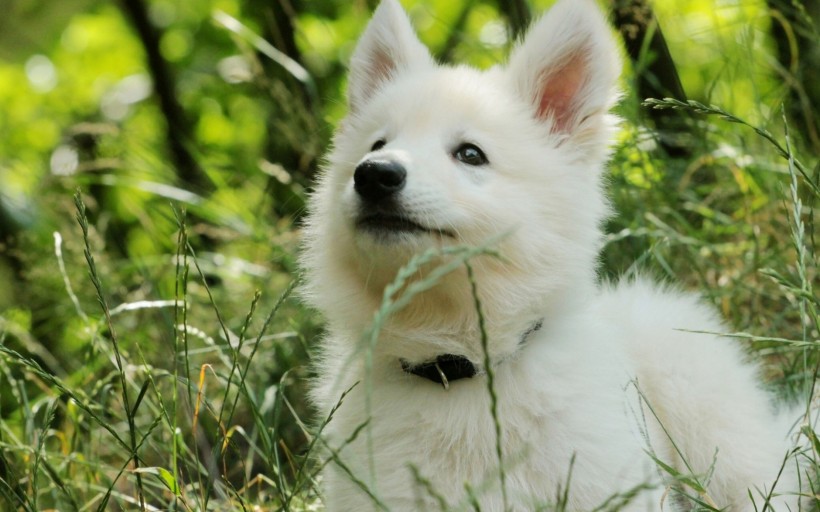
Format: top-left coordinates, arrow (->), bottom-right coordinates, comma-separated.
132,467 -> 180,495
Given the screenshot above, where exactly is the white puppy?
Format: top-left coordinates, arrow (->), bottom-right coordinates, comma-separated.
301,0 -> 801,510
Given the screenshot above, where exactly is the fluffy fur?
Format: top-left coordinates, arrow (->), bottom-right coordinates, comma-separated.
300,0 -> 800,510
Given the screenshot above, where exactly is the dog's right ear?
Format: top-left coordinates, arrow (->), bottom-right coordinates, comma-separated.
347,0 -> 432,114
507,0 -> 620,144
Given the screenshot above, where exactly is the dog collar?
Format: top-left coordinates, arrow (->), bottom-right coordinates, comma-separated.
400,318 -> 543,390
401,354 -> 476,388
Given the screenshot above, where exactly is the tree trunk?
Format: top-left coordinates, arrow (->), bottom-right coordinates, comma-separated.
119,0 -> 211,192
767,0 -> 820,152
496,0 -> 531,39
612,0 -> 691,157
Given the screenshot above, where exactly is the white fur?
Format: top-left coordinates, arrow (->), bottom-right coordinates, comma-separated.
301,0 -> 801,510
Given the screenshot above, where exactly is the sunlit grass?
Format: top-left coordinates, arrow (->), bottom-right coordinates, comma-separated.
0,0 -> 819,509
1,97 -> 818,508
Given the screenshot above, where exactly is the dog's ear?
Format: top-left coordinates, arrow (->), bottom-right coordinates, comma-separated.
347,0 -> 432,114
507,0 -> 620,139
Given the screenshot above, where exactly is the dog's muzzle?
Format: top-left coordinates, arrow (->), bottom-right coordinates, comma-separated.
352,159 -> 456,239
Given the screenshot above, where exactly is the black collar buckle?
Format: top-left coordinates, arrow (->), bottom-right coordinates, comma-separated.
399,318 -> 543,390
400,354 -> 476,390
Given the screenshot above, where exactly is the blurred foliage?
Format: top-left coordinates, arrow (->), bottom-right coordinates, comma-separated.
0,0 -> 817,509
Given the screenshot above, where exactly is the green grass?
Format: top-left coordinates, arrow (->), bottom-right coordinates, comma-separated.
1,194 -> 314,511
1,1 -> 819,510
1,100 -> 818,507
1,100 -> 819,510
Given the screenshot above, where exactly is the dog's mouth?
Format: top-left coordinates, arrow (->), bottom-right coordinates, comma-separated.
356,213 -> 456,239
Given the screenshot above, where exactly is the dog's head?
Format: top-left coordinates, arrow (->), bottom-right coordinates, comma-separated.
303,0 -> 621,338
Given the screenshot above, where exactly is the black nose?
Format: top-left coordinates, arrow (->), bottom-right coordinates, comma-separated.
354,159 -> 406,203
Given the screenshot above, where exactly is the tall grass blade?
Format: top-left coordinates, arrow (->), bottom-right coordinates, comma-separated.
466,261 -> 508,511
73,189 -> 146,510
643,98 -> 819,196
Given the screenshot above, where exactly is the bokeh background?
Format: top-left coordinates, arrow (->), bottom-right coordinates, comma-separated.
0,0 -> 817,509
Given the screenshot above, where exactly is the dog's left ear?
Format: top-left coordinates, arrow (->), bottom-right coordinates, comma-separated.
347,0 -> 432,114
507,0 -> 620,141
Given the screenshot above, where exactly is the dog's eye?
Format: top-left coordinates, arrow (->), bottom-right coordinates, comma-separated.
453,143 -> 488,166
371,139 -> 386,152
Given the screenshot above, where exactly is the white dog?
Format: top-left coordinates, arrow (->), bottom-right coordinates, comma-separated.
301,0 -> 801,509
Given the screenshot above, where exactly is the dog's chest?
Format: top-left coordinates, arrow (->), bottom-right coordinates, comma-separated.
322,366 -> 652,510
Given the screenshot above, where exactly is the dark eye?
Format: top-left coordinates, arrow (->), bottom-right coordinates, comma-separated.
453,143 -> 488,166
371,139 -> 386,151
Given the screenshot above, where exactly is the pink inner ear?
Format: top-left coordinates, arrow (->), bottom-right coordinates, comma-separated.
370,46 -> 396,86
536,51 -> 588,133
352,45 -> 397,111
